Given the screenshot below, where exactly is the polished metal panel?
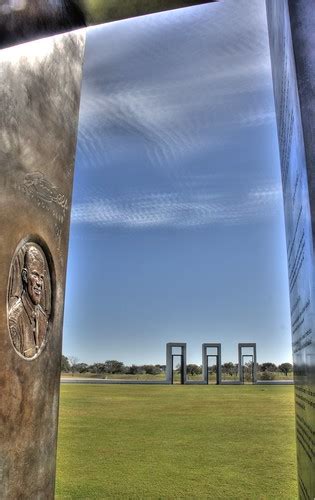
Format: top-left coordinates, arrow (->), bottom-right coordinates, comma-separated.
0,0 -> 216,49
0,30 -> 85,498
81,0 -> 215,26
266,1 -> 315,497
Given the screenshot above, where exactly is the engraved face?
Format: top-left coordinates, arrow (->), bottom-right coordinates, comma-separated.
23,248 -> 45,305
8,241 -> 51,359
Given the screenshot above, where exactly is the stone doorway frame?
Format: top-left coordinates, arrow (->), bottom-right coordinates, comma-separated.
238,343 -> 257,384
202,343 -> 222,385
166,343 -> 187,384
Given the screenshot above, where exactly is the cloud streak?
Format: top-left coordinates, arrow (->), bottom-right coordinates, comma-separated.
71,182 -> 282,229
77,0 -> 274,171
72,0 -> 281,231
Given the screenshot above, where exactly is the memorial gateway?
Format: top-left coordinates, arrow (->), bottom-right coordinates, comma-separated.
0,0 -> 314,498
165,342 -> 256,385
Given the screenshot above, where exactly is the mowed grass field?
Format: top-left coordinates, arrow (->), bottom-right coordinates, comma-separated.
56,385 -> 297,499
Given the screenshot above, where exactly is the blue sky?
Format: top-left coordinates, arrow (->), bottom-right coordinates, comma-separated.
63,1 -> 292,365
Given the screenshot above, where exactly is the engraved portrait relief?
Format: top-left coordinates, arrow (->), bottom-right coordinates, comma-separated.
8,242 -> 51,359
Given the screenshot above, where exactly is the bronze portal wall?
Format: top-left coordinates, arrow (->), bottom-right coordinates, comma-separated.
0,31 -> 85,498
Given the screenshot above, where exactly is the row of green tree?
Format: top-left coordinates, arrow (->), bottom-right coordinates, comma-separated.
220,361 -> 292,376
61,356 -> 293,376
61,356 -> 166,375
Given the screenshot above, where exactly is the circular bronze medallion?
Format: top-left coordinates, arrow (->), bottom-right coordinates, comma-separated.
8,240 -> 52,359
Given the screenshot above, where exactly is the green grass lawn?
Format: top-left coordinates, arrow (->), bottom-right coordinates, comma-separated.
56,385 -> 297,499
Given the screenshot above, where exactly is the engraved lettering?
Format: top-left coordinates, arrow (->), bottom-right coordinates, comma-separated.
17,171 -> 69,224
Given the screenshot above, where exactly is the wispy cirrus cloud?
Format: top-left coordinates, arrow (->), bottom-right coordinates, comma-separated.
71,182 -> 282,229
72,0 -> 281,230
77,0 -> 274,168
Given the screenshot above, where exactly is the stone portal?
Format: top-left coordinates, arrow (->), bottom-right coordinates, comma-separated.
238,343 -> 257,384
166,343 -> 187,384
202,343 -> 222,385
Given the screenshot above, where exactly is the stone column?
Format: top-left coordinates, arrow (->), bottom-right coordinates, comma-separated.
0,30 -> 85,499
166,343 -> 172,384
182,343 -> 187,384
252,344 -> 257,384
202,344 -> 207,384
238,343 -> 242,384
266,1 -> 315,497
217,345 -> 222,385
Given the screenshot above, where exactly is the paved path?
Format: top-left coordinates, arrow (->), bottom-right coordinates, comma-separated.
61,377 -> 168,385
61,377 -> 294,385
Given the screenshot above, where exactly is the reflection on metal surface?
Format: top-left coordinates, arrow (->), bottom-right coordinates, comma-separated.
8,241 -> 51,359
266,0 -> 315,497
0,0 -> 215,48
82,0 -> 216,25
0,0 -> 86,48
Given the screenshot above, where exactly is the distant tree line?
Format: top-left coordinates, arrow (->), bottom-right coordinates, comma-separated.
61,356 -> 165,375
220,361 -> 292,377
220,361 -> 293,380
61,356 -> 293,377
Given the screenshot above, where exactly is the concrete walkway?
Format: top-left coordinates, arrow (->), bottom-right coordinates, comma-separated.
61,377 -> 168,385
60,377 -> 294,385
